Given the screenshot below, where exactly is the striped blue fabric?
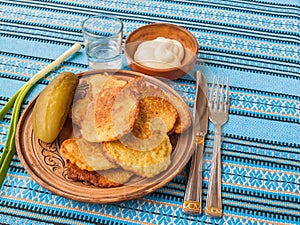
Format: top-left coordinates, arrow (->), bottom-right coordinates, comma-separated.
0,0 -> 299,224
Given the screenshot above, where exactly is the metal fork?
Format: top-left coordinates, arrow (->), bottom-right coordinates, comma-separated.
205,76 -> 229,217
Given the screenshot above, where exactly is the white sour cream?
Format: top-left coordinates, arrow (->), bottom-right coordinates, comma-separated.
134,37 -> 184,69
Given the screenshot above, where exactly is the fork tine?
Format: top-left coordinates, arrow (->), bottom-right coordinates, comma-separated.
209,76 -> 230,112
225,77 -> 229,111
209,76 -> 216,107
214,77 -> 220,110
219,77 -> 225,111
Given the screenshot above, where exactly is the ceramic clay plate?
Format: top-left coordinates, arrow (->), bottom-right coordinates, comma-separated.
15,70 -> 195,203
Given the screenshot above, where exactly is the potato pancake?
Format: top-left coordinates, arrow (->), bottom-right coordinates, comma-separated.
102,135 -> 172,178
94,77 -> 145,142
60,138 -> 116,171
164,92 -> 192,133
67,161 -> 133,188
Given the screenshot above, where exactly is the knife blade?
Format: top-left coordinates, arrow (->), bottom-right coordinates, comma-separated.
182,71 -> 208,215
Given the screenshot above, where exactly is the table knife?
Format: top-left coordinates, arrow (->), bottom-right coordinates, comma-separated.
182,71 -> 208,215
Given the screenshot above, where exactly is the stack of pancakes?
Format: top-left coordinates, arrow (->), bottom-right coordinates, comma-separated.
60,73 -> 191,187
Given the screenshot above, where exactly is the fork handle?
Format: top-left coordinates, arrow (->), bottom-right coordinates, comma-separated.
182,137 -> 204,215
206,126 -> 222,217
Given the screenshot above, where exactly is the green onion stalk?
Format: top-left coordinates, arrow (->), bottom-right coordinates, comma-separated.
0,42 -> 82,188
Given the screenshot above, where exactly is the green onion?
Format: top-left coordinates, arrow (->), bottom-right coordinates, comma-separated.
0,90 -> 21,121
0,42 -> 82,188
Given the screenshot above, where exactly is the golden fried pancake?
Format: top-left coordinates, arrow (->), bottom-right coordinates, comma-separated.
103,75 -> 128,88
139,85 -> 191,134
88,74 -> 127,100
94,77 -> 145,142
98,168 -> 133,184
102,135 -> 172,178
67,161 -> 133,187
60,138 -> 116,171
140,85 -> 166,99
165,92 -> 192,133
79,75 -> 128,142
70,96 -> 90,127
119,95 -> 178,151
80,101 -> 101,142
87,74 -> 110,100
133,96 -> 178,136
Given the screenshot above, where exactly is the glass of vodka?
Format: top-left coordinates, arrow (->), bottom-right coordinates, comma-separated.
82,15 -> 123,70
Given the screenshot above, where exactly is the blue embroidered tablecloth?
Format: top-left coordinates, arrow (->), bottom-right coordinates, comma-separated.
0,0 -> 299,224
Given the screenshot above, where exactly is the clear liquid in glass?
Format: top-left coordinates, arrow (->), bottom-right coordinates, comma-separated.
86,41 -> 122,70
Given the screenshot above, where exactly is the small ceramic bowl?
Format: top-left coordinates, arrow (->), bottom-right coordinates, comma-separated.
124,23 -> 198,80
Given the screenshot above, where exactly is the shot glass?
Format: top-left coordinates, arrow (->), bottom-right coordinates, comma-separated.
82,15 -> 123,70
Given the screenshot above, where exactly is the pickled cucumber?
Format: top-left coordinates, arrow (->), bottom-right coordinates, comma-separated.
32,72 -> 79,143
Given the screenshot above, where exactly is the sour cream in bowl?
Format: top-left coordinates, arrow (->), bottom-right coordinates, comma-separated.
124,23 -> 198,80
134,37 -> 184,69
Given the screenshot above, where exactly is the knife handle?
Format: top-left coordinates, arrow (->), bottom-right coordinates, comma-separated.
182,137 -> 204,215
